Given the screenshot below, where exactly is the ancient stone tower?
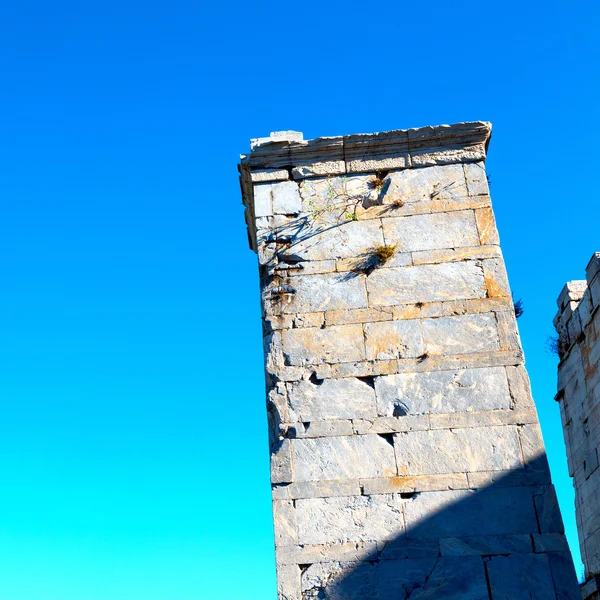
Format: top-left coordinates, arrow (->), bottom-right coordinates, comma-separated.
239,122 -> 579,599
555,253 -> 600,600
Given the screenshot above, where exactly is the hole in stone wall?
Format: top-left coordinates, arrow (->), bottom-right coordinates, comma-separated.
400,492 -> 419,500
357,376 -> 375,389
309,372 -> 324,386
393,402 -> 409,417
377,433 -> 395,446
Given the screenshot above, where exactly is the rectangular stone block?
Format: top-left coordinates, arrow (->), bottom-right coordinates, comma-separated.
364,319 -> 424,361
291,420 -> 354,438
382,210 -> 479,253
383,164 -> 468,204
411,244 -> 500,266
483,257 -> 511,298
375,366 -> 511,417
273,499 -> 297,546
360,473 -> 468,495
463,162 -> 489,196
282,324 -> 365,366
394,425 -> 522,476
474,206 -> 499,245
429,408 -> 538,430
282,272 -> 368,314
422,313 -> 500,356
286,479 -> 362,500
404,487 -> 539,538
288,215 -> 385,262
486,554 -> 557,600
296,495 -> 405,545
440,534 -> 532,556
292,435 -> 397,482
367,262 -> 487,306
254,180 -> 302,216
287,377 -> 377,422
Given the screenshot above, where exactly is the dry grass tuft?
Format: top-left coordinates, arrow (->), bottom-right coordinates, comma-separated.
373,243 -> 398,264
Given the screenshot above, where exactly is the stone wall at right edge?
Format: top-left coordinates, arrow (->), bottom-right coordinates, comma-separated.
555,253 -> 600,595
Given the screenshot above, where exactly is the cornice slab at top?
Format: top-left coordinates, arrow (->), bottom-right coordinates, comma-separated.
240,121 -> 492,180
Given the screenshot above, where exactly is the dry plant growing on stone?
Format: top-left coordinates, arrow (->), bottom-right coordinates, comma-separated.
373,243 -> 398,265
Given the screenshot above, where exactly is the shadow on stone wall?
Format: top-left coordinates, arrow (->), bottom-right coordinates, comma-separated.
301,455 -> 580,600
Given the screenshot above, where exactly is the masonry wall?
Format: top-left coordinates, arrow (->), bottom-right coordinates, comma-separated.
240,122 -> 579,599
555,253 -> 600,598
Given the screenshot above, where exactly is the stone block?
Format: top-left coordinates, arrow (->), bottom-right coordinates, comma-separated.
534,485 -> 566,533
364,319 -> 425,361
282,324 -> 365,366
422,313 -> 500,356
382,164 -> 468,205
250,168 -> 289,183
429,408 -> 538,431
292,435 -> 397,482
532,533 -> 570,553
404,487 -> 539,538
291,420 -> 354,438
467,467 -> 551,488
546,551 -> 581,600
519,423 -> 546,464
287,377 -> 377,422
506,364 -> 535,408
375,367 -> 511,417
254,180 -> 302,216
271,439 -> 293,484
282,272 -> 368,314
382,210 -> 479,253
344,129 -> 410,173
367,262 -> 487,306
273,500 -> 297,546
483,257 -> 511,298
486,554 -> 557,599
496,310 -> 522,351
276,564 -> 301,600
324,306 -> 393,327
394,426 -> 522,476
353,415 -> 430,435
288,218 -> 385,262
360,473 -> 468,495
286,479 -> 361,500
411,244 -> 500,266
464,162 -> 490,196
440,533 -> 532,555
296,495 -> 405,545
474,206 -> 500,245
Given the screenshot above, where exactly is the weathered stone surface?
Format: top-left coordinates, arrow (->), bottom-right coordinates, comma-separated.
282,272 -> 368,314
404,487 -> 539,537
375,367 -> 511,416
440,534 -> 532,556
382,210 -> 479,254
288,218 -> 385,262
463,162 -> 489,196
282,324 -> 365,366
296,495 -> 405,545
287,377 -> 377,421
273,500 -> 297,546
254,180 -> 302,216
474,206 -> 499,245
292,435 -> 397,482
485,554 -> 557,600
251,168 -> 290,183
240,124 -> 577,599
277,564 -> 301,600
394,425 -> 522,476
422,313 -> 500,356
411,244 -> 500,266
382,164 -> 468,205
483,257 -> 511,298
367,262 -> 487,306
361,473 -> 468,495
285,479 -> 362,500
364,319 -> 425,360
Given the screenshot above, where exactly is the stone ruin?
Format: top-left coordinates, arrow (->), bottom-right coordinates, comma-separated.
238,122 -> 580,598
555,253 -> 600,600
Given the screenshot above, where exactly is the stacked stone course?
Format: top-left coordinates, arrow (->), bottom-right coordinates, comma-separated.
555,253 -> 600,599
239,122 -> 579,599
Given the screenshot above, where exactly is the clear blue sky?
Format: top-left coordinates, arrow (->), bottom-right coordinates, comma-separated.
0,1 -> 597,598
